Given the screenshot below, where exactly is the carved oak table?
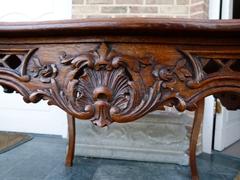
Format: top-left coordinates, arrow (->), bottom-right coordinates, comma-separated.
0,18 -> 240,180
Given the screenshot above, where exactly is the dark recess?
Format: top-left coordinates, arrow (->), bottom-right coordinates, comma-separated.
233,0 -> 240,19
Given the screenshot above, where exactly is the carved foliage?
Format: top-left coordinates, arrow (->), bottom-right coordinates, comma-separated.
28,56 -> 58,83
153,59 -> 192,86
152,58 -> 193,111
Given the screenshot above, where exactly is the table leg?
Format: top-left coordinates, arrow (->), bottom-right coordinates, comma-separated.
65,114 -> 76,167
189,99 -> 205,180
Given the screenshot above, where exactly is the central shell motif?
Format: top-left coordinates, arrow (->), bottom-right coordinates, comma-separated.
60,43 -> 137,127
75,67 -> 131,126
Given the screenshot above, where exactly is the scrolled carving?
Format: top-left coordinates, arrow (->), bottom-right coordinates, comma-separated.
4,44 -> 240,127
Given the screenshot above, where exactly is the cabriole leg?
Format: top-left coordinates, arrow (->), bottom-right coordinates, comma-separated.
189,99 -> 205,180
65,114 -> 76,167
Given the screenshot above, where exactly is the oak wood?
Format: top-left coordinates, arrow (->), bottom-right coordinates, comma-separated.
190,99 -> 204,180
0,18 -> 240,179
0,18 -> 240,37
65,114 -> 75,167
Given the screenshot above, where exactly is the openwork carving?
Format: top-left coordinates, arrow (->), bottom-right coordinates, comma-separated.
178,50 -> 240,110
2,44 -> 240,126
0,54 -> 23,93
0,49 -> 37,93
0,54 -> 22,70
0,48 -> 37,76
174,51 -> 240,87
200,57 -> 240,75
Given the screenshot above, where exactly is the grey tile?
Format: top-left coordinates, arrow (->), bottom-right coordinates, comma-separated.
197,154 -> 240,177
200,173 -> 234,180
92,161 -> 191,180
44,156 -> 100,180
2,155 -> 59,179
0,135 -> 66,180
2,178 -> 43,180
0,134 -> 239,180
44,163 -> 97,180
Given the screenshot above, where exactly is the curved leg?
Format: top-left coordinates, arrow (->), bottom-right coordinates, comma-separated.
189,99 -> 205,180
65,114 -> 76,167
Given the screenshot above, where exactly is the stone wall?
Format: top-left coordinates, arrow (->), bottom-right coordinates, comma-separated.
75,112 -> 196,165
72,0 -> 209,19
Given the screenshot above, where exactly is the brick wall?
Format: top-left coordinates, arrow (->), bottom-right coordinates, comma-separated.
72,0 -> 209,19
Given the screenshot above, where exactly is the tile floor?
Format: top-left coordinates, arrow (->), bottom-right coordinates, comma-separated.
222,140 -> 240,158
0,134 -> 239,180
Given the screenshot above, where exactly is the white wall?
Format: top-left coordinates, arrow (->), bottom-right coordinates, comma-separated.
208,0 -> 221,19
0,0 -> 72,138
0,0 -> 72,21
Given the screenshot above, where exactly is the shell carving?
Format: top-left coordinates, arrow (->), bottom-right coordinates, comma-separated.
75,67 -> 131,126
59,43 -> 146,126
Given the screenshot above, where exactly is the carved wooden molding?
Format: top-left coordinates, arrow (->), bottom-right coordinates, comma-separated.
1,42 -> 240,127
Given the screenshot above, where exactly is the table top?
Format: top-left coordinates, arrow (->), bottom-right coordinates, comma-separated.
0,18 -> 240,37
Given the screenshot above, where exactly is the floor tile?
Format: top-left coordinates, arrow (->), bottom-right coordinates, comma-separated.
0,134 -> 239,180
